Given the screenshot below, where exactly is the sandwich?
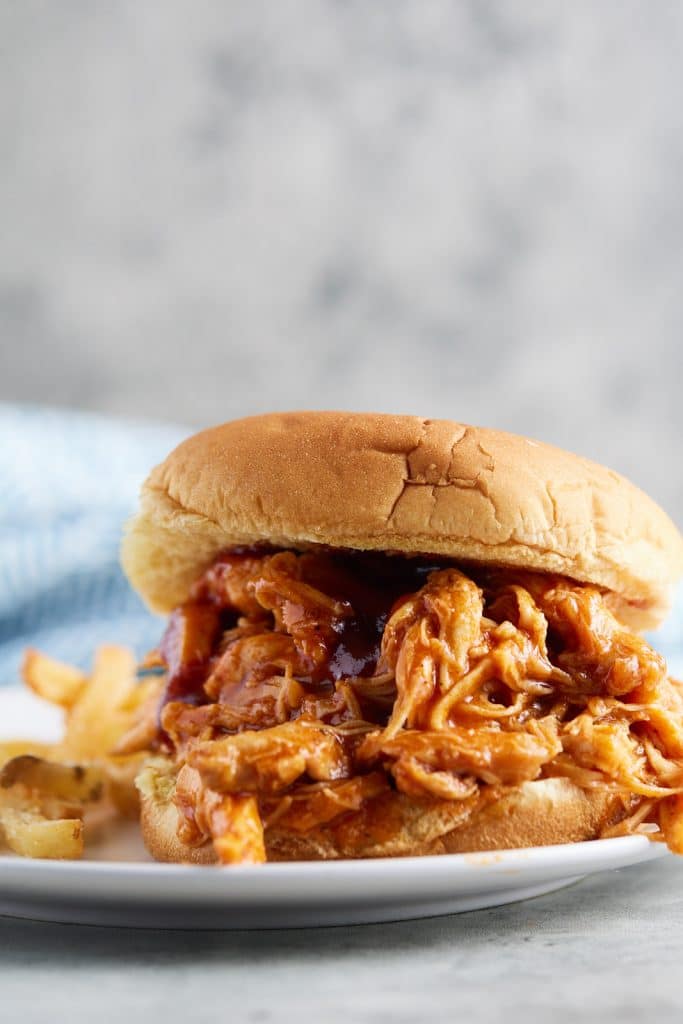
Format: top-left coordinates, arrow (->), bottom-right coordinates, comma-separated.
119,411 -> 683,864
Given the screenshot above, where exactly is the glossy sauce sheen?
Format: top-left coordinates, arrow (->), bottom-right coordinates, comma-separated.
304,553 -> 443,682
159,549 -> 450,711
159,603 -> 223,706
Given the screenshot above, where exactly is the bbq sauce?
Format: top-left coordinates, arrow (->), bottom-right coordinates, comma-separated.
159,603 -> 222,703
306,551 -> 445,683
157,548 -> 453,715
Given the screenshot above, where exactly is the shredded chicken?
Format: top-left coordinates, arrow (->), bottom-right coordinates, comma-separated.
262,773 -> 390,834
359,717 -> 562,791
251,552 -> 353,670
188,717 -> 351,795
174,764 -> 266,863
146,548 -> 683,862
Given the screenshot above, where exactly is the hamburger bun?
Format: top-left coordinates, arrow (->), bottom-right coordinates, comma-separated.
137,758 -> 625,863
122,412 -> 683,630
125,412 -> 682,864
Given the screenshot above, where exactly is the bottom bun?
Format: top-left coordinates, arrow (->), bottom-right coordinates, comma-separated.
137,758 -> 625,863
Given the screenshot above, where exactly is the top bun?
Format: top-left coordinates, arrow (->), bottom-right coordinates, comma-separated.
121,412 -> 683,630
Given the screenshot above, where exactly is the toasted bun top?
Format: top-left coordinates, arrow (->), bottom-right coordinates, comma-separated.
121,411 -> 683,629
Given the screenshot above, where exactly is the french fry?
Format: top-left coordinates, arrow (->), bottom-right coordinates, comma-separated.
0,740 -> 55,767
57,645 -> 138,759
1,645 -> 155,860
113,676 -> 164,755
102,753 -> 147,818
0,807 -> 83,859
0,755 -> 105,803
21,649 -> 86,708
0,754 -> 119,859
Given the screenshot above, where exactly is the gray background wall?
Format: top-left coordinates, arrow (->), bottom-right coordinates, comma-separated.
1,2 -> 682,519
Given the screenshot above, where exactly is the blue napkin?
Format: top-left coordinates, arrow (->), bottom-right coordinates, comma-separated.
0,403 -> 187,683
0,403 -> 681,686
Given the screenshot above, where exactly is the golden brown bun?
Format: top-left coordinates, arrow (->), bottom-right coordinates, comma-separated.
121,412 -> 683,630
140,787 -> 217,865
137,759 -> 624,863
137,758 -> 216,865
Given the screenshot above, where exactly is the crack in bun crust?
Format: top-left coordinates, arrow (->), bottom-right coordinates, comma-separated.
121,412 -> 683,630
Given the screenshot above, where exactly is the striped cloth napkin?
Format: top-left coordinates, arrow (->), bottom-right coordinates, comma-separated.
0,403 -> 681,687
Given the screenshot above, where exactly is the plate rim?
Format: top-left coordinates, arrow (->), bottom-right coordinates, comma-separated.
0,832 -> 668,878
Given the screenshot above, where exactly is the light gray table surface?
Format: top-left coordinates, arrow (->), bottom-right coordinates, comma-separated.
1,855 -> 682,1023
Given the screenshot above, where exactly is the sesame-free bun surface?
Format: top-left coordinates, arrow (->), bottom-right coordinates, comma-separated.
137,760 -> 624,863
121,412 -> 683,629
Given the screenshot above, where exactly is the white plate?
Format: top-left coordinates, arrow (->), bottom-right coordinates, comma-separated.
0,688 -> 669,929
